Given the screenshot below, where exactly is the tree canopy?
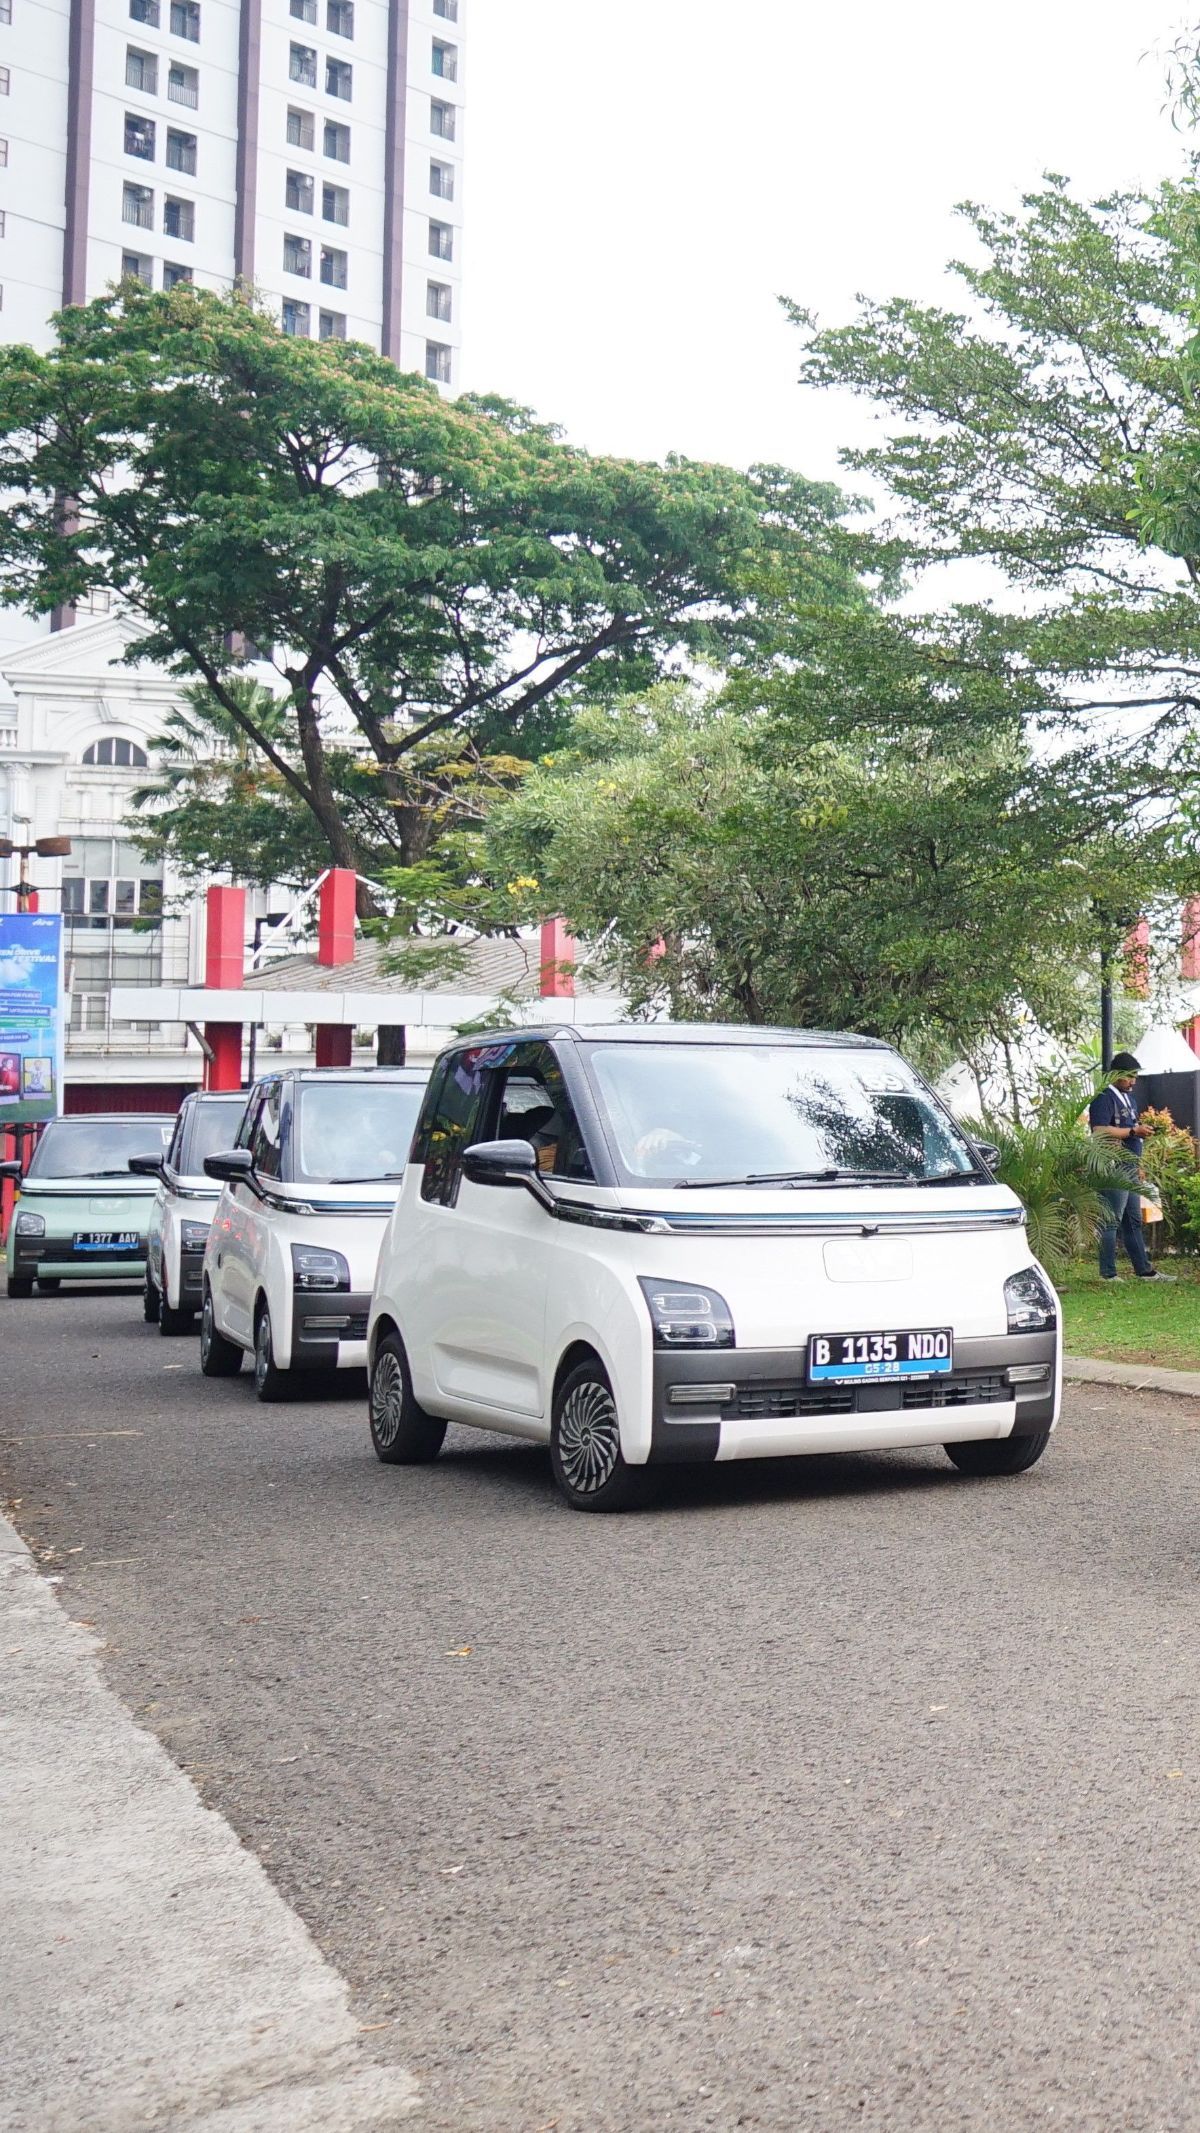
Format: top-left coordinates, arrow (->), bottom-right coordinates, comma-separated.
0,286 -> 859,901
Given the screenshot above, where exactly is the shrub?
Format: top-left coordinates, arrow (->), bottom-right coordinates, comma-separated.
1140,1107 -> 1200,1252
967,1080 -> 1132,1280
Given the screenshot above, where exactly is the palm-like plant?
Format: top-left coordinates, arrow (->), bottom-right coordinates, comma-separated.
966,1079 -> 1133,1280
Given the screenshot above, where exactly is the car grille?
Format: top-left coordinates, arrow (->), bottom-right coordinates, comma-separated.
725,1370 -> 1010,1421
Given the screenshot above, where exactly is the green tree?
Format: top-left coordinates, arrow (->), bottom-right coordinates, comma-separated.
789,176 -> 1200,749
0,286 -> 857,906
482,677 -> 1189,1062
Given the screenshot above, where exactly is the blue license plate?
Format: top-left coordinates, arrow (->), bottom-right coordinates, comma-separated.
808,1329 -> 953,1383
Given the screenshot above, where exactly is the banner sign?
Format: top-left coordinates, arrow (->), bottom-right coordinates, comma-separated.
0,912 -> 64,1125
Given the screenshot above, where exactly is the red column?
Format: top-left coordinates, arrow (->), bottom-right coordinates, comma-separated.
539,916 -> 577,998
315,866 -> 356,1067
1123,917 -> 1149,999
203,884 -> 246,1091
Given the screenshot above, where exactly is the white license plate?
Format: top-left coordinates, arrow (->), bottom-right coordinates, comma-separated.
74,1231 -> 141,1252
808,1328 -> 953,1384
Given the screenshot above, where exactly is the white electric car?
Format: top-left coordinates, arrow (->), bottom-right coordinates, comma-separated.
200,1066 -> 427,1399
130,1090 -> 249,1334
366,1025 -> 1061,1512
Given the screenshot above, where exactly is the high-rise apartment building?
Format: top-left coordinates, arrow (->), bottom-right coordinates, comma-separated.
1,0 -> 465,370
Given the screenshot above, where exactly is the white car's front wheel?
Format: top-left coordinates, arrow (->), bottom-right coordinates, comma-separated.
550,1359 -> 645,1514
368,1332 -> 446,1465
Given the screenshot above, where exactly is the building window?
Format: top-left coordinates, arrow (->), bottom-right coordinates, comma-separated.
285,169 -> 314,213
122,181 -> 154,229
321,181 -> 349,225
163,194 -> 194,240
80,589 -> 112,614
289,42 -> 317,86
169,0 -> 200,38
319,243 -> 347,289
0,66 -> 9,95
425,341 -> 451,384
62,839 -> 163,938
163,261 -> 193,288
426,279 -> 451,322
0,139 -> 7,167
287,105 -> 314,150
433,0 -> 457,17
327,0 -> 353,34
129,0 -> 159,23
430,98 -> 454,140
124,112 -> 156,158
318,308 -> 346,340
283,232 -> 311,277
167,62 -> 198,106
289,0 -> 316,18
122,252 -> 153,285
431,40 -> 456,80
166,126 -> 196,173
0,0 -> 12,21
323,118 -> 349,161
0,213 -> 6,238
325,56 -> 351,98
82,737 -> 149,768
125,46 -> 156,92
428,219 -> 452,261
429,158 -> 453,200
282,298 -> 310,336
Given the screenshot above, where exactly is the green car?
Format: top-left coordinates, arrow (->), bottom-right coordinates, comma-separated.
3,1113 -> 175,1298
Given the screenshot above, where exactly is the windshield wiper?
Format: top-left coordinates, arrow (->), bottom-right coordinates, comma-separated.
674,1167 -> 920,1191
326,1174 -> 397,1185
908,1167 -> 989,1186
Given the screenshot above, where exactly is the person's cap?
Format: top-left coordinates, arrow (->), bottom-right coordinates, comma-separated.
1109,1052 -> 1141,1073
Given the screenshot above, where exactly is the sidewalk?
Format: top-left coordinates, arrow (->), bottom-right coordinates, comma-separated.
1065,1354 -> 1200,1399
0,1516 -> 417,2133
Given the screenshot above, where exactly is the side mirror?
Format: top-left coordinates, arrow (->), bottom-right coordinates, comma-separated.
128,1153 -> 165,1177
461,1138 -> 540,1189
0,1157 -> 21,1181
204,1148 -> 255,1183
973,1141 -> 1001,1172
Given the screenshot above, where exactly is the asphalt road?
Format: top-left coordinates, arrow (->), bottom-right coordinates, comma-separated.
3,1290 -> 1200,2133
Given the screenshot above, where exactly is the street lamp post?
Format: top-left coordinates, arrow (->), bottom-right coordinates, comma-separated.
0,834 -> 73,910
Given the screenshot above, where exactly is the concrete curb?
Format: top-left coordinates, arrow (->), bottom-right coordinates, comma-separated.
1065,1354 -> 1200,1400
0,1514 -> 418,2133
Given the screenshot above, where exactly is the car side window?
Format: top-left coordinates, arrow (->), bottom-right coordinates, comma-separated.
250,1083 -> 283,1179
236,1093 -> 261,1150
494,1045 -> 594,1181
166,1111 -> 187,1174
420,1052 -> 485,1206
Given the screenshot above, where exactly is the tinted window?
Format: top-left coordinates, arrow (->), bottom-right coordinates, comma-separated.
251,1081 -> 284,1178
420,1048 -> 491,1204
585,1043 -> 979,1186
494,1046 -> 594,1181
184,1095 -> 248,1172
27,1116 -> 173,1179
294,1079 -> 424,1183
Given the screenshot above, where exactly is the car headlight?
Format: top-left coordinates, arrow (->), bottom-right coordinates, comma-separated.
180,1220 -> 209,1253
639,1277 -> 735,1349
290,1243 -> 351,1292
1005,1266 -> 1057,1334
14,1211 -> 45,1238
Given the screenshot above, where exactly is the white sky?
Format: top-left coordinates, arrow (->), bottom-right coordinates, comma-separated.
462,0 -> 1194,485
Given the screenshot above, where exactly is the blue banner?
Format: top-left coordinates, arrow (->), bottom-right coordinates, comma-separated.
0,913 -> 64,1125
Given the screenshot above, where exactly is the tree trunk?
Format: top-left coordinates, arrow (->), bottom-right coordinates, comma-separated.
377,1024 -> 407,1066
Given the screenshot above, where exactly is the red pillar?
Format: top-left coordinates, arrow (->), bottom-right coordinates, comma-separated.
315,866 -> 356,1066
539,916 -> 577,998
1183,900 -> 1200,1055
203,884 -> 246,1091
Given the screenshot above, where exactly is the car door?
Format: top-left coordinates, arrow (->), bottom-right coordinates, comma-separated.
421,1042 -> 595,1425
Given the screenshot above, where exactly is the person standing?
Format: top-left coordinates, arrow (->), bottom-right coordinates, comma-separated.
1088,1053 -> 1163,1281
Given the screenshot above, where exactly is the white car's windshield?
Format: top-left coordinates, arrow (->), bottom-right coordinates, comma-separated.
295,1081 -> 424,1183
27,1118 -> 172,1180
586,1043 -> 980,1187
187,1097 -> 247,1171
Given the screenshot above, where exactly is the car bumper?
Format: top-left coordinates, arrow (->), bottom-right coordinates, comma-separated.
289,1289 -> 372,1371
10,1241 -> 146,1283
647,1331 -> 1059,1464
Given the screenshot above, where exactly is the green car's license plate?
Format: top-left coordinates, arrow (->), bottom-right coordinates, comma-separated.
74,1230 -> 141,1252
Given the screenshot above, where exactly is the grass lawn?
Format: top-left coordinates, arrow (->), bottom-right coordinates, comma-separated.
1058,1257 -> 1200,1370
